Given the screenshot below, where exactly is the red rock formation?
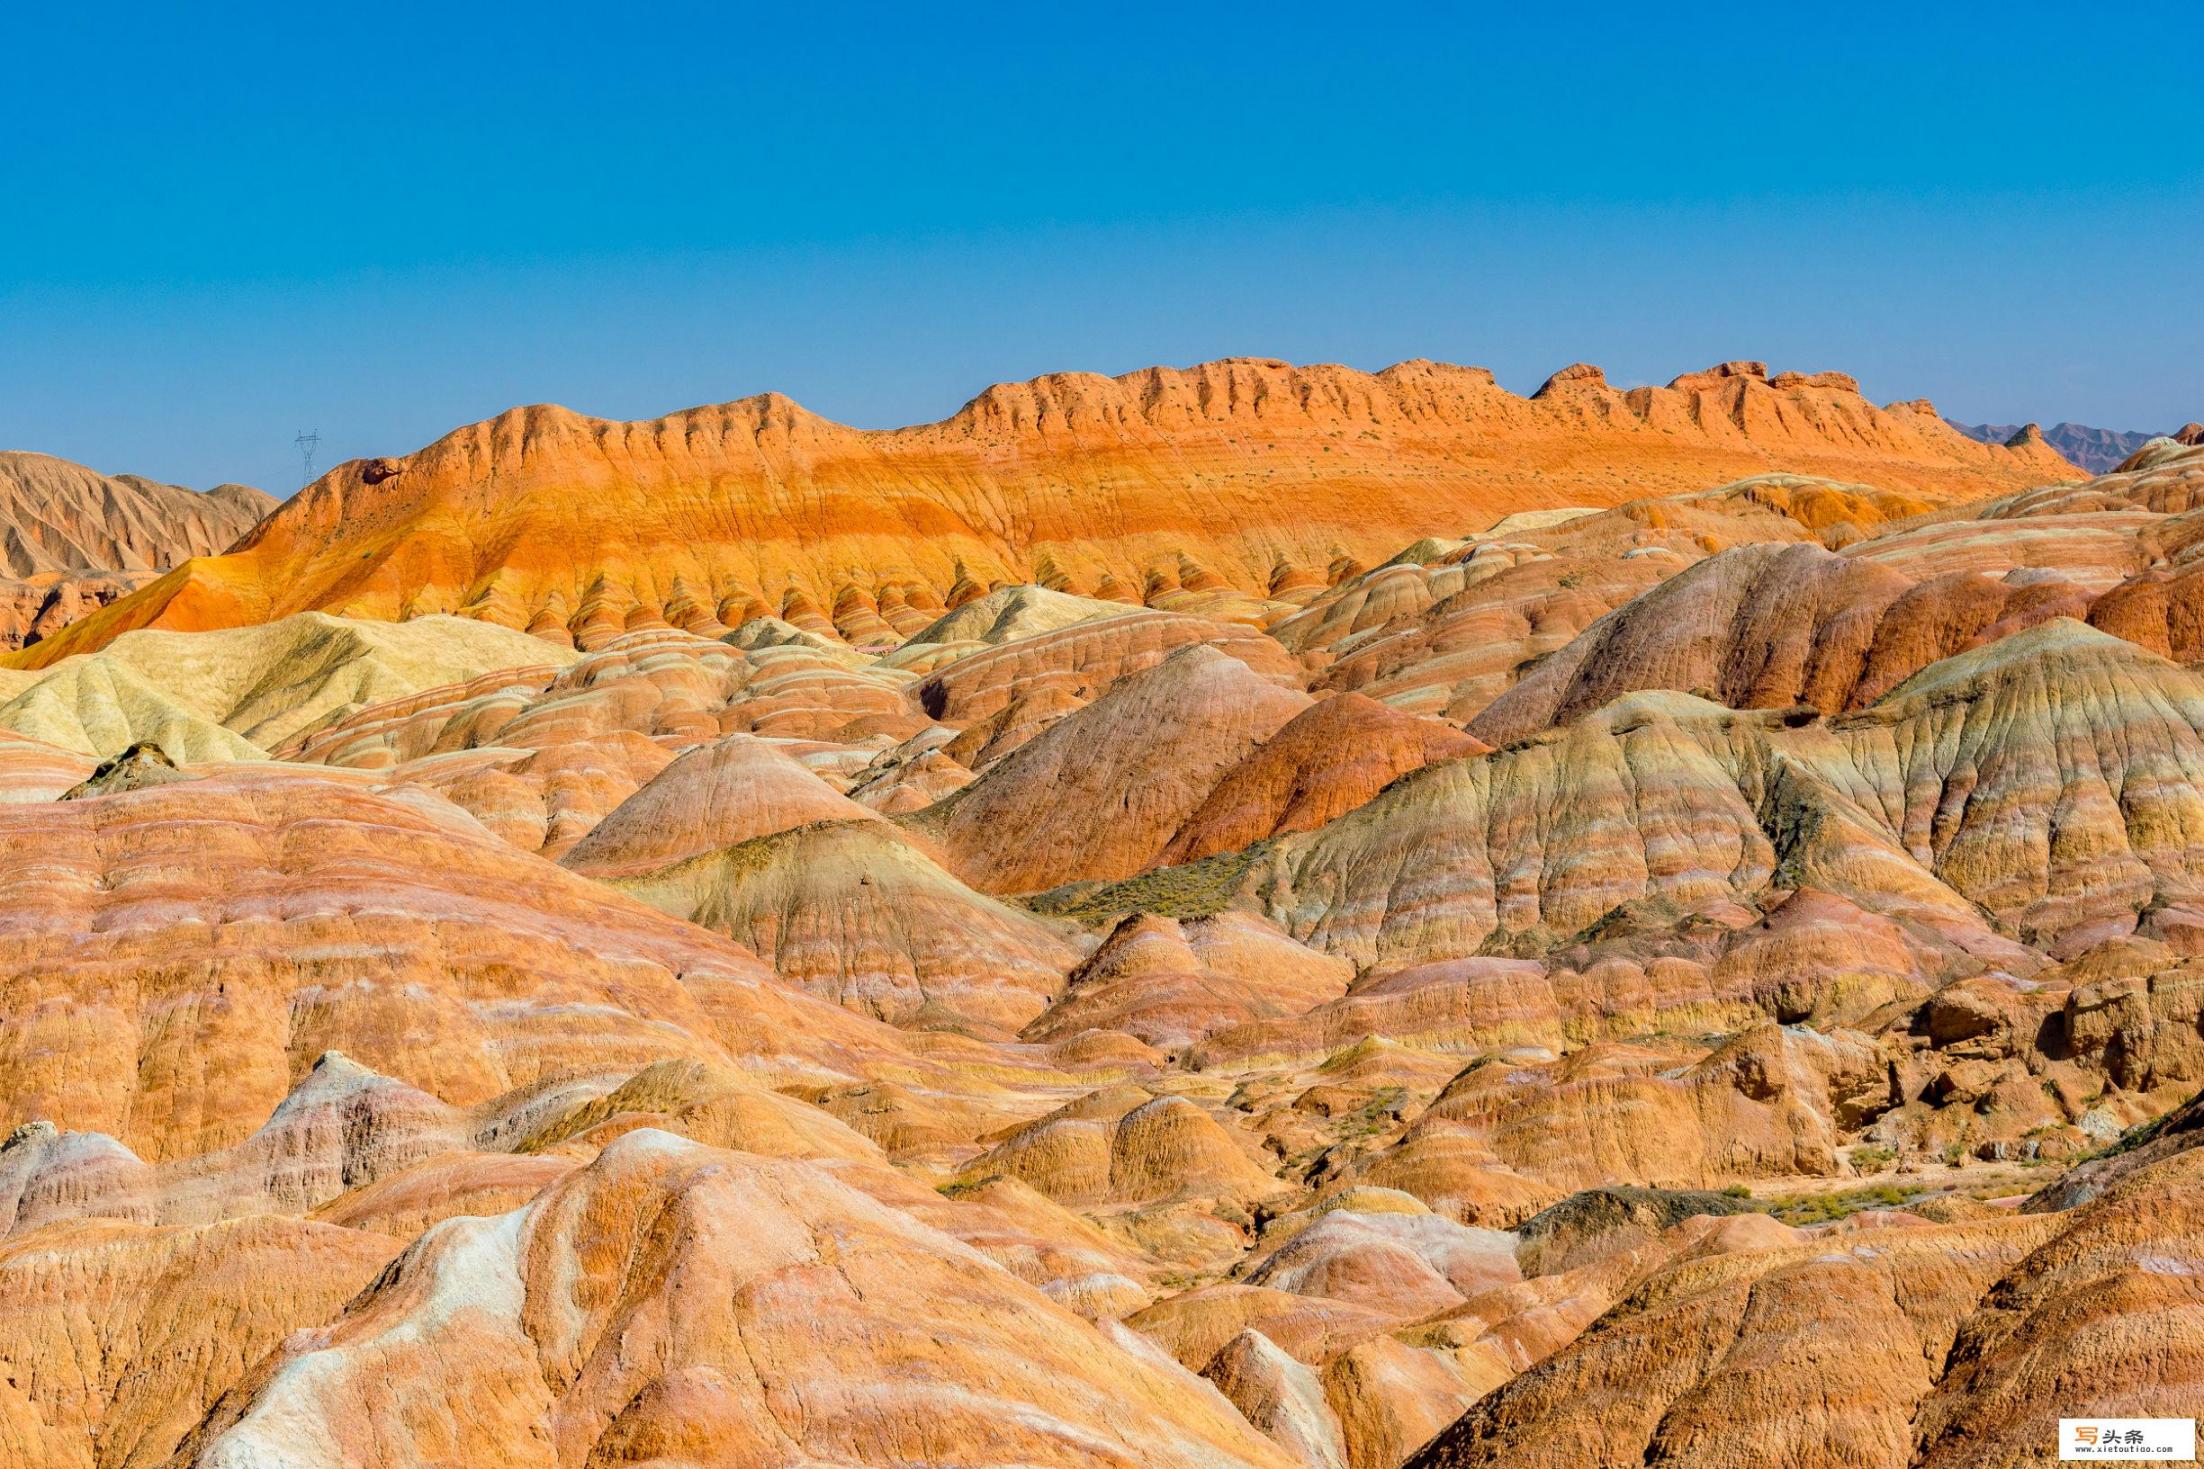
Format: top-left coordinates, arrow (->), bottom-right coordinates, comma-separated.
0,1215 -> 398,1469
919,645 -> 1314,893
597,816 -> 1085,1036
1024,912 -> 1352,1052
1406,1142 -> 2204,1469
13,440 -> 2204,1469
0,763 -> 919,1162
913,605 -> 1302,764
1405,1210 -> 2067,1468
1234,620 -> 2204,974
1466,542 -> 2092,743
1161,694 -> 1486,865
11,359 -> 2071,666
558,732 -> 881,878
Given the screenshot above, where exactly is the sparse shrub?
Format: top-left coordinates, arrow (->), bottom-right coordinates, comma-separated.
1850,1144 -> 1897,1174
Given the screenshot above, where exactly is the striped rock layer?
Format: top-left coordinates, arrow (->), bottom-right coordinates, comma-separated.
10,358 -> 2069,666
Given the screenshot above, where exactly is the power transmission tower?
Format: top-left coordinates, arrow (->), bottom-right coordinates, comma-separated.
294,430 -> 322,487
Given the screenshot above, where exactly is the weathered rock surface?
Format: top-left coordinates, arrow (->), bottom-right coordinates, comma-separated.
602,815 -> 1085,1035
558,731 -> 880,877
0,1215 -> 397,1469
1162,694 -> 1485,865
1405,1140 -> 2204,1469
0,730 -> 96,802
913,604 -> 1301,766
1025,911 -> 1351,1052
1244,620 -> 2204,970
1467,541 -> 2089,743
0,764 -> 918,1162
0,453 -> 271,580
58,739 -> 189,799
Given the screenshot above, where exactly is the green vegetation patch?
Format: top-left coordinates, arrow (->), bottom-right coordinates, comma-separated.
2095,1089 -> 2204,1160
1516,1185 -> 1760,1247
1023,841 -> 1274,925
1758,1182 -> 1921,1225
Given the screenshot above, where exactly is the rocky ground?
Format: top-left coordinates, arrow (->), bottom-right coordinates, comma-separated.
0,430 -> 2199,1466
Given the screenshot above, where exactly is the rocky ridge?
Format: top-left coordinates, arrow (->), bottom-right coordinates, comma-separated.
10,358 -> 2071,667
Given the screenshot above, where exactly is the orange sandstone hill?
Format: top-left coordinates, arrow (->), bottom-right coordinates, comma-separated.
13,358 -> 2072,666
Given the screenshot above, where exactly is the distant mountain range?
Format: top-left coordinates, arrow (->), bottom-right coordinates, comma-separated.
0,451 -> 273,651
1947,419 -> 2164,474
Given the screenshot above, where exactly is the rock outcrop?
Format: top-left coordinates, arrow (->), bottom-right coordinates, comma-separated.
1244,620 -> 2204,970
1406,1143 -> 2204,1468
920,645 -> 1314,893
0,763 -> 918,1162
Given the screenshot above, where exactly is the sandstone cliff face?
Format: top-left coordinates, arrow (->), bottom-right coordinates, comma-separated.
9,359 -> 2071,666
0,569 -> 156,655
0,452 -> 274,652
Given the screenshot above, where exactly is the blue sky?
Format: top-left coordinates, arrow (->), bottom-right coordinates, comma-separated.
3,3 -> 2198,493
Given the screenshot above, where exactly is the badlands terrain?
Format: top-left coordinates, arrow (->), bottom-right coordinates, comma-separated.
0,453 -> 273,653
0,358 -> 2200,1467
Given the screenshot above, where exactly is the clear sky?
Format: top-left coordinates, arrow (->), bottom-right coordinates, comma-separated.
3,2 -> 2198,493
